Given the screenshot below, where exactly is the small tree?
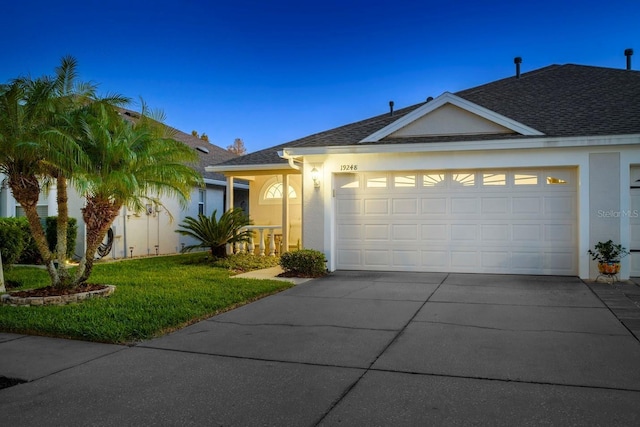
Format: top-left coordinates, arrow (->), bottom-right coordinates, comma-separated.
176,208 -> 253,258
227,138 -> 247,155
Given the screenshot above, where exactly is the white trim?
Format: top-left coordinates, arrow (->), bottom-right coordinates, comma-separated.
203,178 -> 249,190
360,92 -> 544,142
206,163 -> 296,173
284,134 -> 640,157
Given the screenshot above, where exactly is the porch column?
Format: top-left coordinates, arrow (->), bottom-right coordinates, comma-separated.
226,176 -> 234,255
282,173 -> 290,253
226,176 -> 234,211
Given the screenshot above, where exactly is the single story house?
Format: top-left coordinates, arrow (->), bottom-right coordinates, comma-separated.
0,118 -> 248,260
209,55 -> 640,280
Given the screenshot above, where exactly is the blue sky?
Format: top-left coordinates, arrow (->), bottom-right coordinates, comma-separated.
3,0 -> 639,153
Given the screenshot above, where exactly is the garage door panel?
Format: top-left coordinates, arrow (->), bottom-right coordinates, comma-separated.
511,252 -> 542,270
364,249 -> 390,266
544,252 -> 575,273
336,198 -> 361,215
513,224 -> 542,241
451,197 -> 479,214
392,224 -> 418,240
335,169 -> 577,275
481,197 -> 509,214
544,196 -> 575,215
545,224 -> 574,242
337,223 -> 362,241
451,251 -> 478,268
421,224 -> 448,240
421,250 -> 449,268
481,251 -> 510,269
364,199 -> 388,215
512,197 -> 542,214
393,250 -> 421,267
481,224 -> 509,241
336,249 -> 361,267
451,224 -> 477,241
421,198 -> 447,214
363,224 -> 388,240
392,198 -> 418,214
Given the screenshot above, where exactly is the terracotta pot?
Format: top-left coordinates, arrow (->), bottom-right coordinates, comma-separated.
598,262 -> 620,275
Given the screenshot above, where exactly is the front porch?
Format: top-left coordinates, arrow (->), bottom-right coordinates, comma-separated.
222,168 -> 302,256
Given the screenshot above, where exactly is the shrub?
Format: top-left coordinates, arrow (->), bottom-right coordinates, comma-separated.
176,208 -> 253,258
0,218 -> 27,265
17,217 -> 42,264
45,216 -> 78,259
280,249 -> 327,277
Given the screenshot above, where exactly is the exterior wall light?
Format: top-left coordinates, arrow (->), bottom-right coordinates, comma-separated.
311,167 -> 320,188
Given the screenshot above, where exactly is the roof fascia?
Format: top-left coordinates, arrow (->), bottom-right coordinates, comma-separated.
203,178 -> 249,189
206,163 -> 302,178
360,92 -> 544,143
285,133 -> 640,156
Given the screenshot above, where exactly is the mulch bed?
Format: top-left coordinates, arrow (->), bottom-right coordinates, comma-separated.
9,283 -> 108,298
0,377 -> 26,390
277,271 -> 327,279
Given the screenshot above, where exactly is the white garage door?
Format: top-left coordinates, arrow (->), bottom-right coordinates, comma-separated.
335,168 -> 577,275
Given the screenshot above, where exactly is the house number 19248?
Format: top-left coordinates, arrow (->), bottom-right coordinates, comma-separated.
340,164 -> 358,171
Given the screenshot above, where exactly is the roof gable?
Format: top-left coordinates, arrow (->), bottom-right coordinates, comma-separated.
360,92 -> 543,143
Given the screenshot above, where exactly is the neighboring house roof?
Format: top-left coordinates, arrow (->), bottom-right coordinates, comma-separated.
168,129 -> 238,182
120,110 -> 237,182
214,63 -> 640,168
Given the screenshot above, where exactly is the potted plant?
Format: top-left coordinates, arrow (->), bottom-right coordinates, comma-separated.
588,240 -> 630,275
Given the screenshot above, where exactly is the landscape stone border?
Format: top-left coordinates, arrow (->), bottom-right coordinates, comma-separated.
1,285 -> 115,307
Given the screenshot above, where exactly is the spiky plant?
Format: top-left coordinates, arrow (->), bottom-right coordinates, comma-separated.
176,209 -> 253,258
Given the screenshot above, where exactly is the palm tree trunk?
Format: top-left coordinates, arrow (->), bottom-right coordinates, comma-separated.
8,174 -> 59,286
55,176 -> 70,286
74,198 -> 121,285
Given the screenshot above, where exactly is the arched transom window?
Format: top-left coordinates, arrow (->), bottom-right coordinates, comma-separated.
259,177 -> 301,205
265,182 -> 297,199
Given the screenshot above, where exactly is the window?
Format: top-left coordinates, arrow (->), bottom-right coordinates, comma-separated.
452,173 -> 475,187
483,173 -> 506,186
198,189 -> 205,215
394,175 -> 416,188
366,175 -> 387,188
264,182 -> 297,199
259,178 -> 301,205
546,176 -> 567,185
423,174 -> 445,187
515,173 -> 538,185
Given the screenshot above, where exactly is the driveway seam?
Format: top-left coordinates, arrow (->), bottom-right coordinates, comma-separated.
366,367 -> 640,394
582,279 -> 640,342
414,320 -> 629,336
208,319 -> 398,332
312,273 -> 451,426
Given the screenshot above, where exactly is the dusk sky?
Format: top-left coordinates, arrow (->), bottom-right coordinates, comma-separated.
3,0 -> 639,153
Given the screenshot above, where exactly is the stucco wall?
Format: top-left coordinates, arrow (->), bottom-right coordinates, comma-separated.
588,152 -> 622,277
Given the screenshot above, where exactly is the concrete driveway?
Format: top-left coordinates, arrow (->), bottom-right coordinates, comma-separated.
1,272 -> 640,425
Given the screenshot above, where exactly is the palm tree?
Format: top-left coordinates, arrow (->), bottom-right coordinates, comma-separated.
176,208 -> 253,258
0,78 -> 58,281
70,102 -> 203,284
1,56 -> 128,288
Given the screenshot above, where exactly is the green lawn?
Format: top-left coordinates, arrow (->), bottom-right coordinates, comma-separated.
0,253 -> 292,344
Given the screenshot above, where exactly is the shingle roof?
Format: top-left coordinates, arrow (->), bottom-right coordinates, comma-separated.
169,129 -> 238,181
456,64 -> 640,137
120,110 -> 236,181
216,64 -> 640,168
